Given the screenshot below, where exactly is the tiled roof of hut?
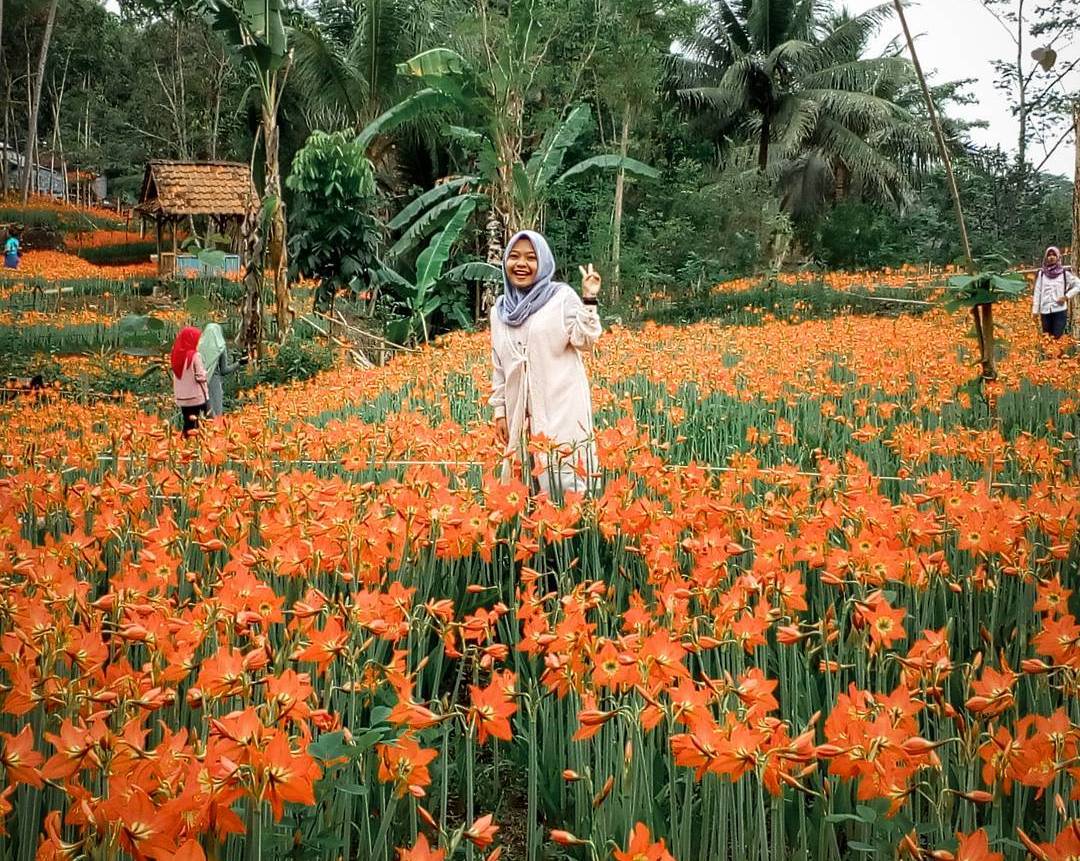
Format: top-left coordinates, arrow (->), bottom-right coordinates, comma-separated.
135,161 -> 256,218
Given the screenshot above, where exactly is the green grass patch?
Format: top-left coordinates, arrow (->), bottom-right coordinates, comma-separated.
75,241 -> 156,266
639,280 -> 936,326
0,204 -> 124,233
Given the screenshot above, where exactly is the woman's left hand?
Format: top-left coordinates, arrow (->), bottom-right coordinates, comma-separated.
579,264 -> 602,299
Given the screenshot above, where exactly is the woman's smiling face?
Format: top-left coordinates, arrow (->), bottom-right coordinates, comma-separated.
506,237 -> 539,290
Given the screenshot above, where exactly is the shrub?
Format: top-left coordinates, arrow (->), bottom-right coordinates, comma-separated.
240,337 -> 336,388
287,131 -> 381,312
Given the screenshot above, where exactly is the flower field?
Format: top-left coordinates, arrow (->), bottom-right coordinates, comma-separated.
0,292 -> 1079,861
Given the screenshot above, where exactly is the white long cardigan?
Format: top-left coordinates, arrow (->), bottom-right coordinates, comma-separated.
490,283 -> 602,496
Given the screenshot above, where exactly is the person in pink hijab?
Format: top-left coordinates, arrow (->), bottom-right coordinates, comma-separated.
170,326 -> 209,434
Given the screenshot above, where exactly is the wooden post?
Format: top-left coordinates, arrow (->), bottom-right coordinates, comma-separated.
1072,101 -> 1080,340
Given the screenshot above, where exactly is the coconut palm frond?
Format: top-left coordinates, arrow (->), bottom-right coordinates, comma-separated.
289,22 -> 368,128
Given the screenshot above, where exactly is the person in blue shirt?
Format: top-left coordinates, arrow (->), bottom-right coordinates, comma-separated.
3,231 -> 20,269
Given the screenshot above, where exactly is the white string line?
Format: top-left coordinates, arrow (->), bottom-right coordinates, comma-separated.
54,453 -> 1041,490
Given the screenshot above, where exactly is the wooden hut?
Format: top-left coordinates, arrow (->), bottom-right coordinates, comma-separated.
135,161 -> 256,276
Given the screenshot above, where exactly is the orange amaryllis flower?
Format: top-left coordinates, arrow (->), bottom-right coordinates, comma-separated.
378,735 -> 438,798
41,718 -> 105,781
955,829 -> 1003,861
965,665 -> 1018,718
468,674 -> 517,744
251,732 -> 321,821
0,786 -> 12,837
465,813 -> 499,848
292,615 -> 350,673
857,592 -> 907,655
100,788 -> 181,861
0,724 -> 44,788
397,834 -> 446,861
613,823 -> 675,861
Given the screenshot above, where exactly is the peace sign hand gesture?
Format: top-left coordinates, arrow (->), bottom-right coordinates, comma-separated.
579,263 -> 602,299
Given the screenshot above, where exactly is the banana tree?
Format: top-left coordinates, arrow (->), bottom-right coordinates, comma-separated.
943,270 -> 1026,380
377,198 -> 478,345
364,49 -> 658,253
201,0 -> 291,350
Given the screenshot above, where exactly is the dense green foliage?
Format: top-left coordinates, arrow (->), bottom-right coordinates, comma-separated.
287,130 -> 381,310
3,0 -> 1077,310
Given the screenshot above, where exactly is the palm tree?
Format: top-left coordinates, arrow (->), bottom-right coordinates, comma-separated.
289,0 -> 439,133
677,0 -> 933,208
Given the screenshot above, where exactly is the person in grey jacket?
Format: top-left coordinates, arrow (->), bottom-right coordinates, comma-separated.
197,322 -> 242,417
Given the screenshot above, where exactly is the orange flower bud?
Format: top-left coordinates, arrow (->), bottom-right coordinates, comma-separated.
550,830 -> 588,847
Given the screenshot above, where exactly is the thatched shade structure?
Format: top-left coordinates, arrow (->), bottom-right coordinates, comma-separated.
135,160 -> 257,275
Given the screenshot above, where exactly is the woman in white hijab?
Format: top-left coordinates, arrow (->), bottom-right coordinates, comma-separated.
490,230 -> 602,497
197,322 -> 241,417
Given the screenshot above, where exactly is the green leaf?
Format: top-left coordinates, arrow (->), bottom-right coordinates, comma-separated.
824,813 -> 863,823
445,126 -> 485,147
526,104 -> 592,192
308,731 -> 356,762
386,194 -> 486,263
946,275 -> 977,290
117,315 -> 150,334
511,162 -> 531,211
385,316 -> 414,345
846,842 -> 877,853
448,304 -> 473,329
389,177 -> 479,232
372,266 -> 414,295
369,706 -> 393,726
397,48 -> 471,79
989,274 -> 1025,295
184,294 -> 212,318
197,249 -> 228,271
415,198 -> 477,291
356,89 -> 450,153
350,727 -> 389,749
855,805 -> 878,823
555,154 -> 660,185
443,262 -> 503,283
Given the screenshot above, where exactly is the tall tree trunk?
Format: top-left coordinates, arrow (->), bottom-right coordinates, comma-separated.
241,202 -> 266,359
757,113 -> 771,173
1016,0 -> 1027,181
2,81 -> 11,196
480,212 -> 503,322
0,0 -> 5,99
494,89 -> 524,233
21,0 -> 58,204
263,95 -> 290,340
610,106 -> 632,302
1071,101 -> 1080,340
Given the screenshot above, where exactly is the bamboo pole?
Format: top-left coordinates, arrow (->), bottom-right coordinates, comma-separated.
892,0 -> 995,379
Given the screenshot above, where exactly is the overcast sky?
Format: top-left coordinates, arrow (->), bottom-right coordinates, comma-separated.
846,0 -> 1079,177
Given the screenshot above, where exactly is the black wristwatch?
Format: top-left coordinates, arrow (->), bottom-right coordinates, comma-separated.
583,296 -> 598,306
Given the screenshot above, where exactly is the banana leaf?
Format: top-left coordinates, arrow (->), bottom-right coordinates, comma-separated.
443,262 -> 502,283
555,154 -> 660,185
526,104 -> 591,192
388,177 -> 479,232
